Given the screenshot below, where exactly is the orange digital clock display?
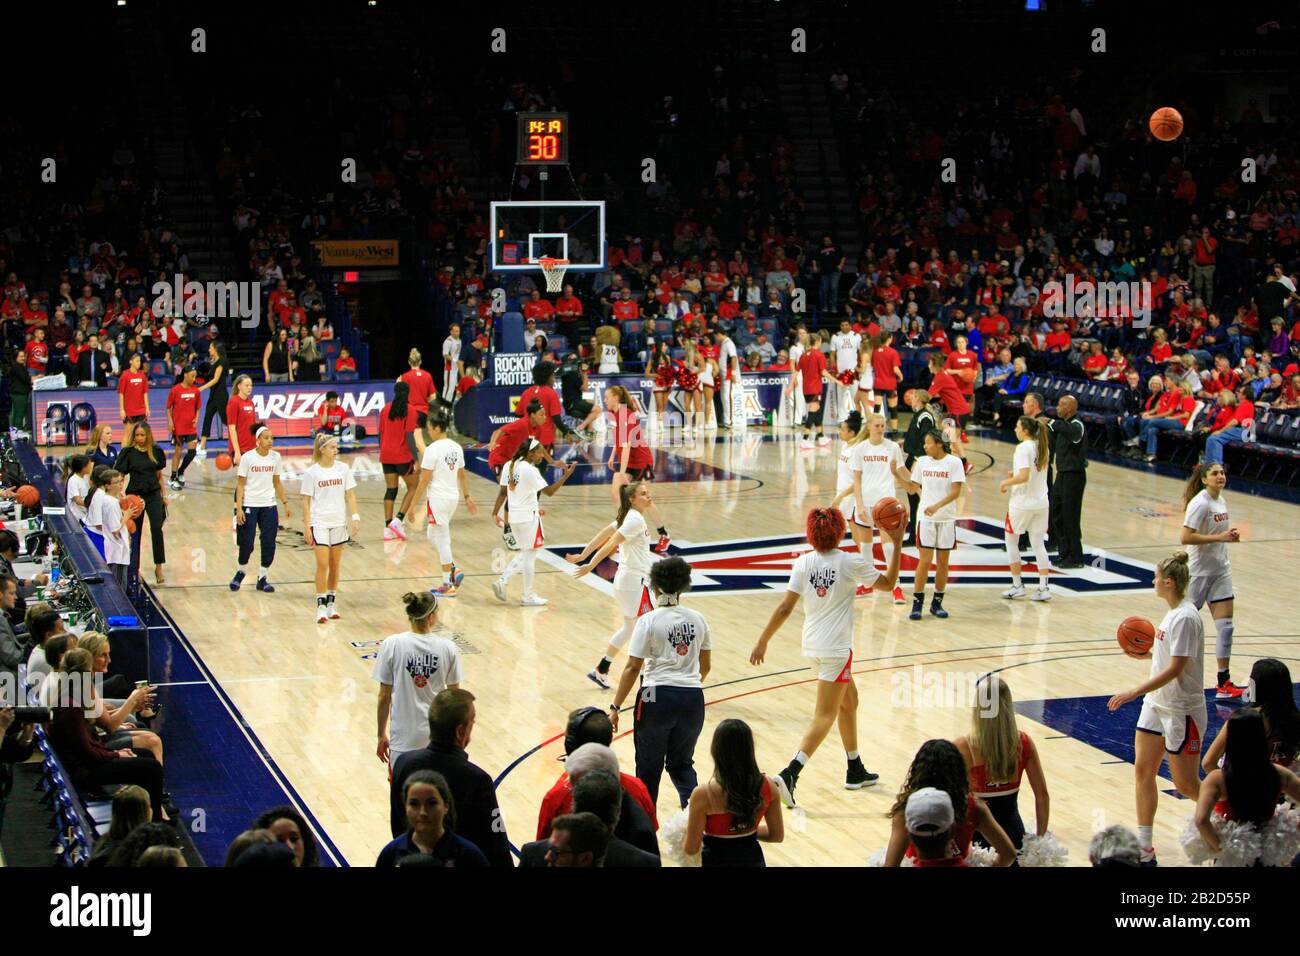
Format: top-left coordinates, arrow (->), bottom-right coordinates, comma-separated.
516,112 -> 569,165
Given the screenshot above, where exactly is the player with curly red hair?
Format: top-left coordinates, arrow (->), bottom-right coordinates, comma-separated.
749,505 -> 903,808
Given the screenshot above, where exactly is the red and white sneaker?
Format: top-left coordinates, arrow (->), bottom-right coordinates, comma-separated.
656,533 -> 671,554
963,460 -> 974,475
387,518 -> 407,540
1215,680 -> 1245,701
855,584 -> 871,597
383,526 -> 399,541
960,431 -> 969,443
892,586 -> 906,605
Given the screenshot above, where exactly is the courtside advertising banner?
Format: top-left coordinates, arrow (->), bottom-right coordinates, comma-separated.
33,380 -> 395,445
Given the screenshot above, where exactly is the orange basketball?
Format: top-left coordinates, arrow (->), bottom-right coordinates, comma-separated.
125,517 -> 137,534
1117,616 -> 1156,658
871,496 -> 908,532
14,485 -> 40,508
1149,107 -> 1183,142
121,494 -> 145,518
215,453 -> 233,471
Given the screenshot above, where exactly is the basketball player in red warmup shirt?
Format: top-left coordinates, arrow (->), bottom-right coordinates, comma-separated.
603,384 -> 670,552
926,352 -> 969,470
117,352 -> 151,447
225,375 -> 258,465
165,365 -> 202,490
943,335 -> 979,437
398,348 -> 435,416
871,331 -> 903,432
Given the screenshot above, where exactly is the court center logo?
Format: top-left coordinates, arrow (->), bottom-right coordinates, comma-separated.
541,516 -> 1155,596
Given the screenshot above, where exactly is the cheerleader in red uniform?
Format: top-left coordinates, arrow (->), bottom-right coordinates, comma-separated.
679,342 -> 703,438
605,384 -> 671,552
648,341 -> 676,424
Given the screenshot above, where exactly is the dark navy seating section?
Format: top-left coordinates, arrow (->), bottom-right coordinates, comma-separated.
996,374 -> 1300,487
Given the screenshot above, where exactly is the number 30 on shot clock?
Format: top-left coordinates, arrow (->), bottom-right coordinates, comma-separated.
516,112 -> 570,165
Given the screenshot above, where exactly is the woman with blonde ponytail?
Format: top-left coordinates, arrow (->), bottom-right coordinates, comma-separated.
373,591 -> 462,768
399,347 -> 435,416
1107,551 -> 1204,866
999,415 -> 1053,601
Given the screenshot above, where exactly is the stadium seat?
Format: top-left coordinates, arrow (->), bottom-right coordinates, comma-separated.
42,403 -> 71,445
320,340 -> 342,363
71,403 -> 97,445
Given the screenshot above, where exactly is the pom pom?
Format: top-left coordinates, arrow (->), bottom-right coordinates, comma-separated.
1018,831 -> 1070,868
838,369 -> 857,386
865,847 -> 914,867
964,844 -> 997,867
657,809 -> 700,867
1260,805 -> 1300,867
1179,810 -> 1294,867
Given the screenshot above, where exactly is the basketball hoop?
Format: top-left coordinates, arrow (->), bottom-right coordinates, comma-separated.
537,257 -> 570,293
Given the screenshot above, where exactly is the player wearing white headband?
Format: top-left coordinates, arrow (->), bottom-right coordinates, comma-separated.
232,425 -> 292,592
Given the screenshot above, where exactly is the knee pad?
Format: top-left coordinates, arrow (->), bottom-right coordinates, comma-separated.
1214,617 -> 1234,660
384,486 -> 399,502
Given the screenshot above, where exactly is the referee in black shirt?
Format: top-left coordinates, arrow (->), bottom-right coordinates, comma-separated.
1049,394 -> 1087,568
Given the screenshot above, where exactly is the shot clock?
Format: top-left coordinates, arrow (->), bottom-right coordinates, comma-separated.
516,112 -> 570,165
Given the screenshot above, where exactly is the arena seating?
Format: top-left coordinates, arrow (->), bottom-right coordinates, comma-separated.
996,373 -> 1300,488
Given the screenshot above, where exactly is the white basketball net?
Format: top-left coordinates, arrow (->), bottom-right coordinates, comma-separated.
538,257 -> 569,293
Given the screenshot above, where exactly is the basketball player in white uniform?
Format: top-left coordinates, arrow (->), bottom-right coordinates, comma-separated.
409,410 -> 478,597
999,416 -> 1053,602
442,324 -> 463,405
832,412 -> 907,604
300,433 -> 361,623
232,426 -> 292,593
1107,551 -> 1205,866
788,328 -> 807,426
714,329 -> 739,427
897,429 -> 965,620
572,480 -> 659,689
829,320 -> 861,421
1180,463 -> 1243,700
373,590 -> 463,768
750,506 -> 903,807
608,555 -> 711,808
490,439 -> 577,606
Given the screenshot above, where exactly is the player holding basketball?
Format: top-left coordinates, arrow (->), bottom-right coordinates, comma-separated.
898,429 -> 965,620
164,365 -> 201,491
572,480 -> 661,689
1107,551 -> 1205,866
490,439 -> 577,606
832,412 -> 907,604
749,507 -> 903,806
605,384 -> 670,552
408,410 -> 478,597
999,416 -> 1053,601
1180,463 -> 1244,699
300,433 -> 361,623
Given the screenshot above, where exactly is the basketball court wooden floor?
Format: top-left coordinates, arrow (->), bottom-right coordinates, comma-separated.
140,429 -> 1300,866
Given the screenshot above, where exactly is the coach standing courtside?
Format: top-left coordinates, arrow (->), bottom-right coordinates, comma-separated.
1049,394 -> 1087,568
